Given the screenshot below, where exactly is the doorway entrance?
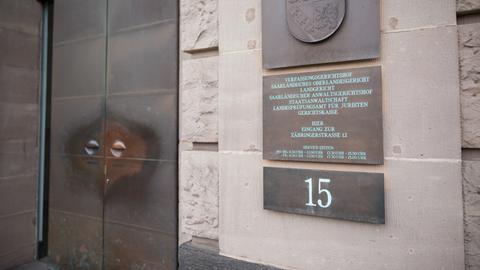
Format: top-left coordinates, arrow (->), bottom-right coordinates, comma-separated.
46,0 -> 178,269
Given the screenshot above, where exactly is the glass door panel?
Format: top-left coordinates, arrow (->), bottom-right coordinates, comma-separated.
48,0 -> 107,269
104,159 -> 177,269
47,0 -> 178,269
103,0 -> 178,269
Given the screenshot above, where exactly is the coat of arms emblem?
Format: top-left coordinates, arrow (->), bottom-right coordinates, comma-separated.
286,0 -> 346,43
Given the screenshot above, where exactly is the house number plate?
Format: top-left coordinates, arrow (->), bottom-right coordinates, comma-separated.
263,167 -> 385,224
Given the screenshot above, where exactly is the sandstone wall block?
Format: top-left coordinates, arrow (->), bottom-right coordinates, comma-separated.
458,0 -> 480,13
383,26 -> 461,159
180,151 -> 219,240
459,23 -> 480,148
181,57 -> 218,143
464,160 -> 480,269
181,0 -> 218,52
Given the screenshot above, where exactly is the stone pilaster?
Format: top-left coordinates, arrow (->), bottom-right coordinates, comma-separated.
179,0 -> 220,246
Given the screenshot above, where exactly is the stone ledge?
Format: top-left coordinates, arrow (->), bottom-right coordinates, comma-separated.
179,242 -> 283,270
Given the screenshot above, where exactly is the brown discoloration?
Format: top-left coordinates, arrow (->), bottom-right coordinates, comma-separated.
389,17 -> 399,30
247,40 -> 257,49
393,145 -> 402,154
245,8 -> 256,23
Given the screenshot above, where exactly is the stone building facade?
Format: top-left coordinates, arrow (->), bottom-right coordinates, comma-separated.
178,0 -> 480,269
0,0 -> 479,269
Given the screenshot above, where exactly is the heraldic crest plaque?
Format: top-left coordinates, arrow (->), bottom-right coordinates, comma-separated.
262,0 -> 380,69
286,0 -> 346,43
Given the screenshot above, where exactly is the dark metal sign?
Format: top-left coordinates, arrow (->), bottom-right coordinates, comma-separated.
263,66 -> 383,164
286,0 -> 345,43
264,167 -> 385,224
262,0 -> 380,69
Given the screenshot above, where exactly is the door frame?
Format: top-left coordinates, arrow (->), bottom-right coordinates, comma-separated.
36,0 -> 53,259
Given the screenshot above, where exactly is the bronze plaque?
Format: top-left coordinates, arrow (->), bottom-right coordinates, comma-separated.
286,0 -> 346,43
264,167 -> 385,224
263,66 -> 383,164
263,0 -> 380,69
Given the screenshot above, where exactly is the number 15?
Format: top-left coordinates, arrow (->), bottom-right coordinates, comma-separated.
305,178 -> 332,208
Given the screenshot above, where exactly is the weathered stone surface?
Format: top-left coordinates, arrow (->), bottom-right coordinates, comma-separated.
181,57 -> 218,143
220,153 -> 464,269
181,0 -> 218,52
218,0 -> 262,53
219,50 -> 262,152
465,216 -> 480,270
383,26 -> 461,159
180,151 -> 219,240
458,0 -> 480,13
459,23 -> 480,148
464,160 -> 480,269
382,0 -> 456,32
179,242 -> 282,270
464,160 -> 480,216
